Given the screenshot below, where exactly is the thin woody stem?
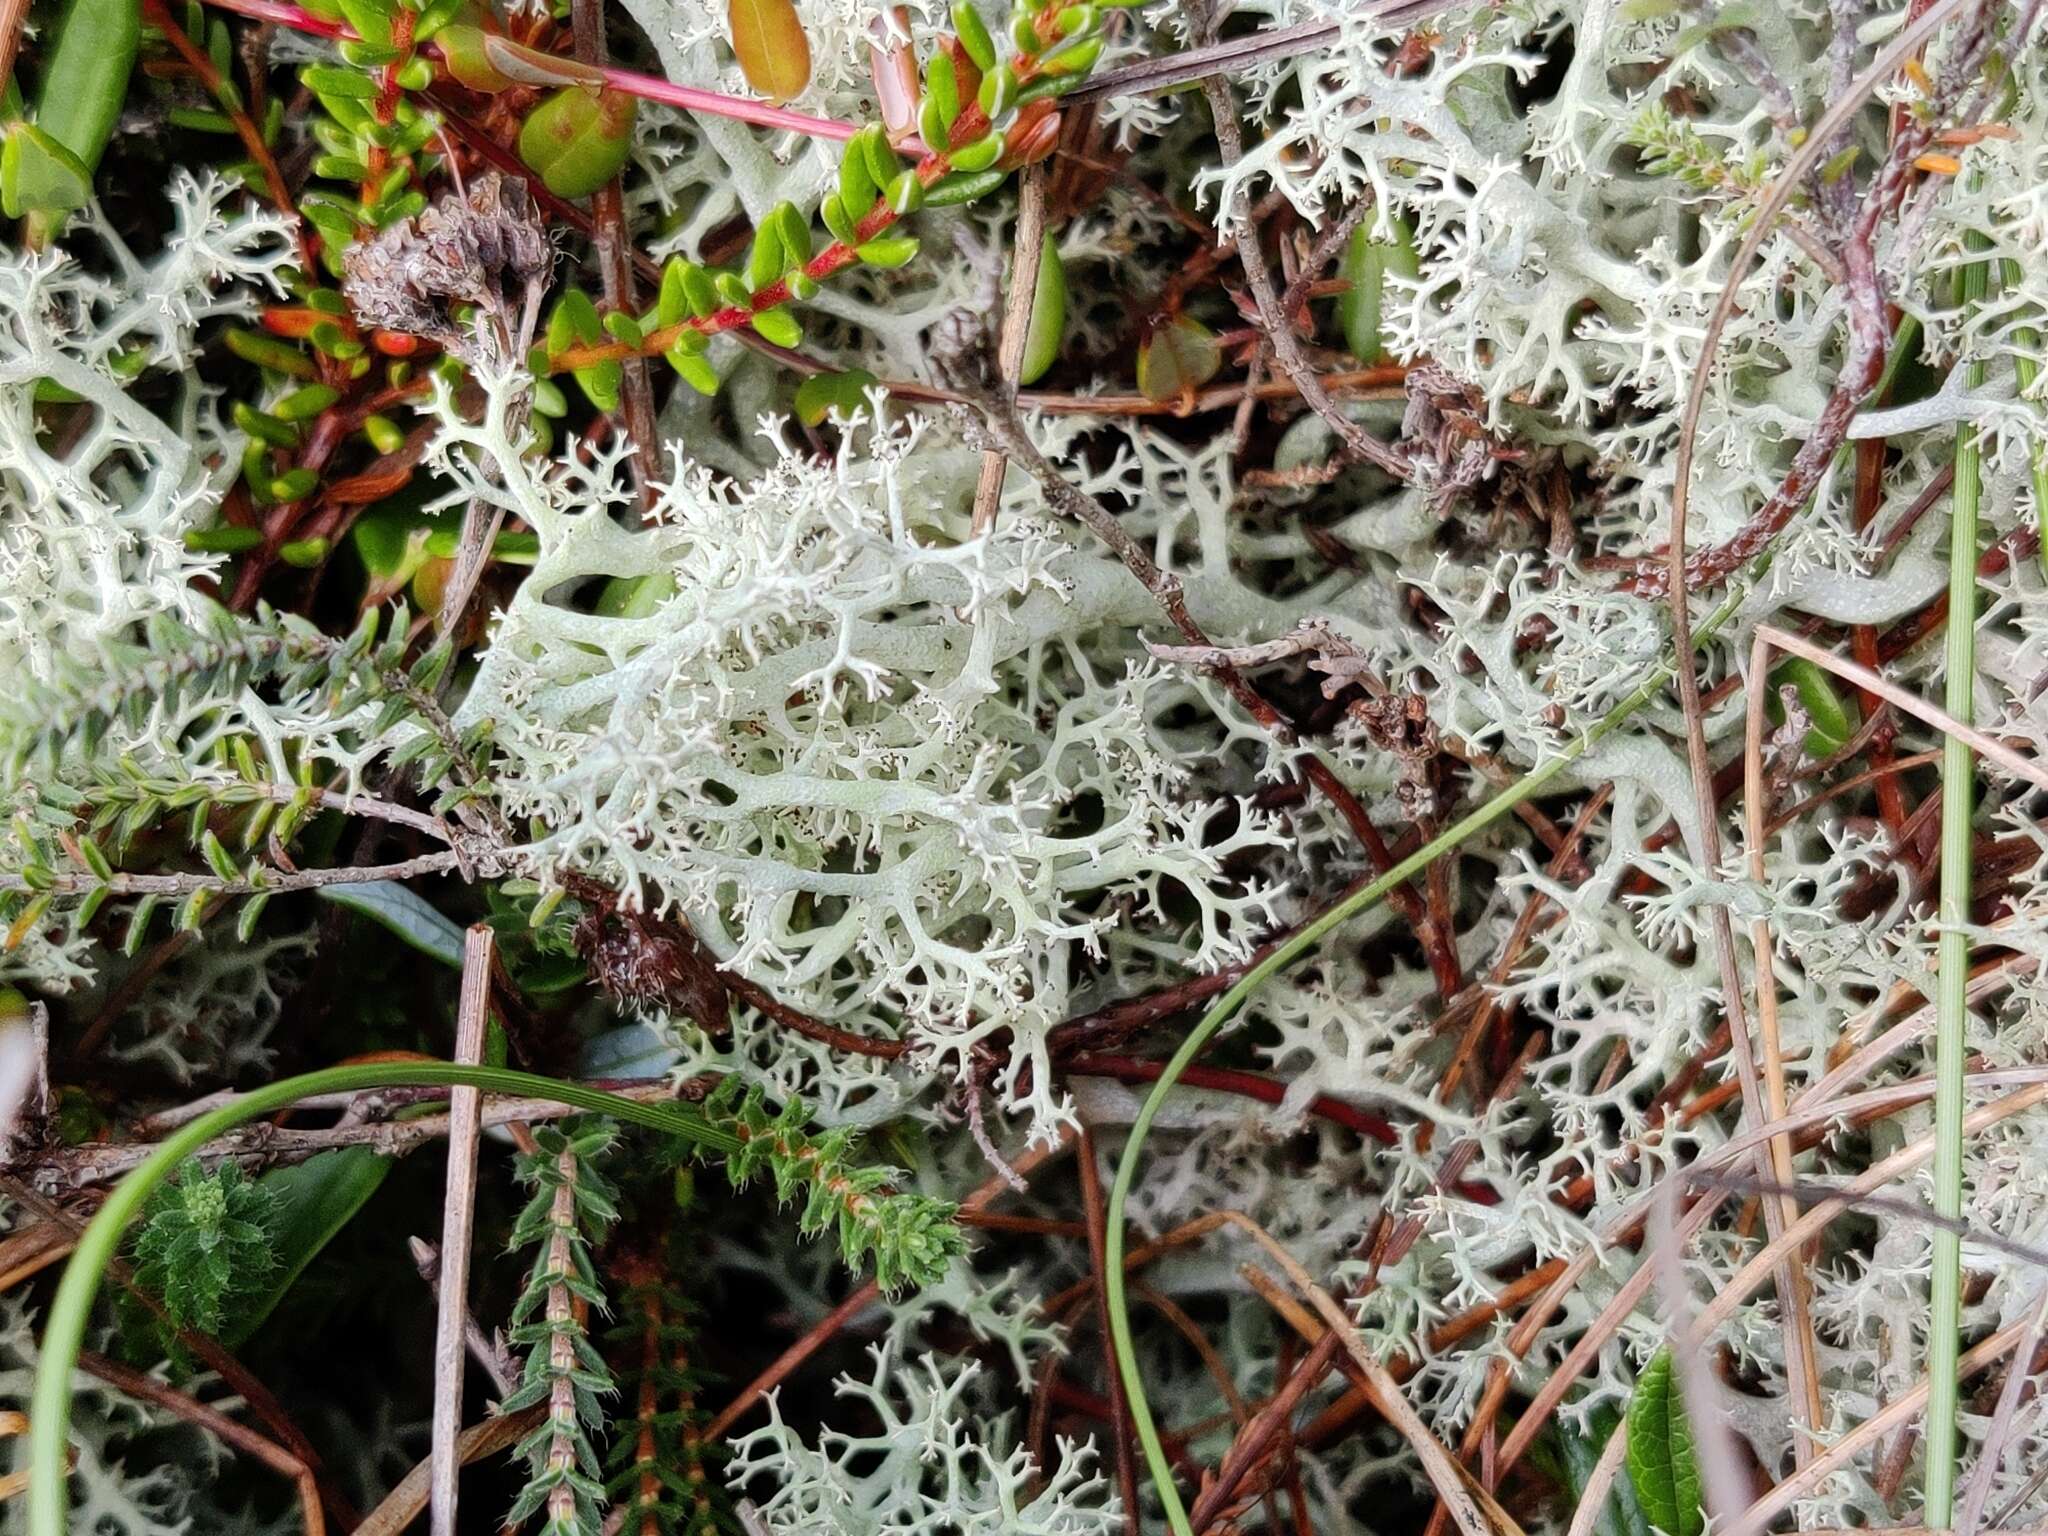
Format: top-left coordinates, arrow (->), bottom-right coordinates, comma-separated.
0,848 -> 465,899
195,0 -> 860,137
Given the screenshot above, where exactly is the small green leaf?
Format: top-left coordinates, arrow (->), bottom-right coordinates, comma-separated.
335,0 -> 396,46
1337,213 -> 1419,364
1624,1350 -> 1705,1536
861,126 -> 900,192
667,343 -> 721,396
887,170 -> 924,214
517,85 -> 637,200
547,288 -> 622,412
947,132 -> 1003,174
746,219 -> 786,292
435,24 -> 516,91
839,127 -> 879,217
656,257 -> 691,327
1018,232 -> 1066,385
714,270 -> 752,308
318,880 -> 466,967
681,264 -> 720,318
821,192 -> 857,244
1136,315 -> 1222,402
925,166 -> 1006,207
794,368 -> 879,426
770,201 -> 812,268
227,1149 -> 392,1346
351,511 -> 435,587
603,310 -> 644,346
750,306 -> 803,347
952,0 -> 997,70
855,235 -> 920,269
978,62 -> 1018,119
925,50 -> 960,133
301,64 -> 379,99
1038,32 -> 1102,76
1767,657 -> 1859,759
0,123 -> 93,222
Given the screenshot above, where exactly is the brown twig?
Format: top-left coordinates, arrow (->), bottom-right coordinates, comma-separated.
0,1174 -> 361,1529
703,1132 -> 1072,1440
429,924 -> 494,1536
970,164 -> 1049,537
142,0 -> 300,230
1064,0 -> 1454,107
411,1237 -> 519,1394
569,0 -> 662,510
21,1077 -> 693,1187
966,388 -> 1463,997
0,0 -> 30,98
354,1407 -> 545,1536
77,1350 -> 326,1536
1065,1054 -> 1403,1149
1188,1328 -> 1343,1533
1198,70 -> 1409,482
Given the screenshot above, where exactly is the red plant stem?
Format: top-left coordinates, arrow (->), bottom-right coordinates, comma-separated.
143,0 -> 297,221
196,0 -> 859,138
1066,1055 -> 1402,1153
544,111 -> 994,372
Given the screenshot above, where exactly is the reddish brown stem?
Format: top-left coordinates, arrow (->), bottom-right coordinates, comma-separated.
1078,1128 -> 1143,1533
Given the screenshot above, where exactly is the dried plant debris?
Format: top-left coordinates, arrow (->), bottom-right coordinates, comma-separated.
5,2 -> 2048,1535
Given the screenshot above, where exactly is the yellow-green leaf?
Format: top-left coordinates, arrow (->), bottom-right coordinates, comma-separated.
517,85 -> 637,200
1767,657 -> 1859,759
1018,232 -> 1066,385
1136,315 -> 1222,403
1338,213 -> 1419,364
547,288 -> 622,411
728,0 -> 811,103
1,123 -> 93,222
435,24 -> 516,91
795,368 -> 878,426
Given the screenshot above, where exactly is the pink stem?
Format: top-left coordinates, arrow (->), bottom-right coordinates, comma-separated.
198,0 -> 860,140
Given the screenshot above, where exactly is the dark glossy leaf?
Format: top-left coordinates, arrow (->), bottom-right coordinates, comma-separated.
318,880 -> 465,967
1553,1403 -> 1651,1536
228,1149 -> 392,1346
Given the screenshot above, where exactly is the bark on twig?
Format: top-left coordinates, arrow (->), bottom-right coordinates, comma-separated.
429,925 -> 494,1536
571,0 -> 664,509
1199,73 -> 1410,481
970,164 -> 1050,536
